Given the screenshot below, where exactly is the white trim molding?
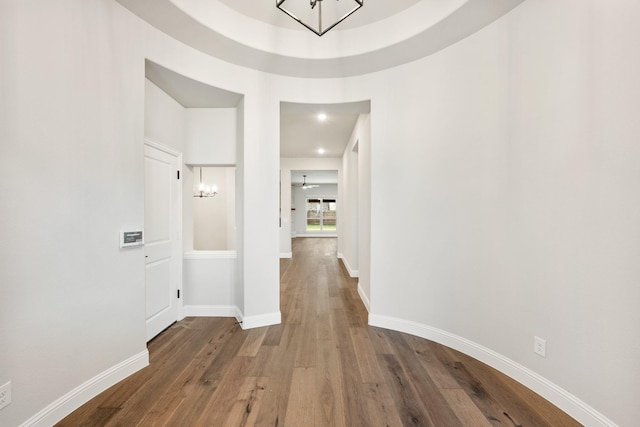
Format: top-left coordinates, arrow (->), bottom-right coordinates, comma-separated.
357,282 -> 370,312
339,257 -> 359,278
183,305 -> 239,318
280,252 -> 293,259
368,314 -> 618,427
294,234 -> 338,238
239,311 -> 282,330
184,250 -> 237,260
144,138 -> 181,157
20,350 -> 149,427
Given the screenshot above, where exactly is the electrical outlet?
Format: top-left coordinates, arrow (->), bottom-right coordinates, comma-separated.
534,336 -> 547,357
0,381 -> 11,410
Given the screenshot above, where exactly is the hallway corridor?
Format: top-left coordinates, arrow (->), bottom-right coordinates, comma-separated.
57,238 -> 579,426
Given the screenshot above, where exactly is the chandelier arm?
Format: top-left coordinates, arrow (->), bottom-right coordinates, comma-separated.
193,166 -> 218,198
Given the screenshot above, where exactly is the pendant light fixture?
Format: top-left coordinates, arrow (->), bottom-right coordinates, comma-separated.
193,167 -> 218,198
277,0 -> 364,37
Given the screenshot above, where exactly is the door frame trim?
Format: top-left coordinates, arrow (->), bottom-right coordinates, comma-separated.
145,138 -> 181,157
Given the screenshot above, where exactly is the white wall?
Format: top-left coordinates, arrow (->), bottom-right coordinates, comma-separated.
340,133 -> 358,276
1,1 -> 148,425
184,108 -> 237,252
357,115 -> 371,305
192,166 -> 235,250
0,2 -> 277,424
225,167 -> 236,251
146,77 -> 237,320
145,79 -> 185,152
183,251 -> 236,315
339,114 -> 371,302
234,99 -> 245,315
185,108 -> 236,165
145,77 -> 196,255
145,81 -> 237,253
2,0 -> 638,426
146,82 -> 237,325
237,89 -> 280,327
366,2 -> 640,426
278,167 -> 292,257
504,2 -> 640,424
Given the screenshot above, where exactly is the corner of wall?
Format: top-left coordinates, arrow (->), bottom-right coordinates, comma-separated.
239,311 -> 282,330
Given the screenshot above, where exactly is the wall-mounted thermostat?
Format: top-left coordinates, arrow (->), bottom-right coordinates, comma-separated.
120,230 -> 144,248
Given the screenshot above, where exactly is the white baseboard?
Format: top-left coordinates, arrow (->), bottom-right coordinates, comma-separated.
20,350 -> 149,427
239,311 -> 282,330
280,252 -> 292,259
357,282 -> 370,312
183,305 -> 239,318
368,314 -> 616,427
183,250 -> 237,260
294,234 -> 337,238
339,257 -> 359,278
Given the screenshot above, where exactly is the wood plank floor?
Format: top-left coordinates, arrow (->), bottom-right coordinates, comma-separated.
57,237 -> 582,426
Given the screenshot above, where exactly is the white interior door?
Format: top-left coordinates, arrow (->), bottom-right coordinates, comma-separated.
144,143 -> 181,341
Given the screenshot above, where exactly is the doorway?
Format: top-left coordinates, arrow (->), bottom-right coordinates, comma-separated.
290,170 -> 338,237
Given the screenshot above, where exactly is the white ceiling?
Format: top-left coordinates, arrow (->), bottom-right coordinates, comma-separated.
280,101 -> 369,158
146,61 -> 242,108
117,0 -> 524,78
217,0 -> 421,31
137,1 -> 523,158
291,170 -> 338,185
146,62 -> 367,158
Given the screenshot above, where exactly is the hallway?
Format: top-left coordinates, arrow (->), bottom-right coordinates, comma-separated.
57,238 -> 579,426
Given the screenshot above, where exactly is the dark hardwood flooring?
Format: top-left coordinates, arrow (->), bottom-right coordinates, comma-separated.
57,237 -> 581,426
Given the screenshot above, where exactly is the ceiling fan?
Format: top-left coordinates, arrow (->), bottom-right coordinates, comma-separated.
298,174 -> 319,189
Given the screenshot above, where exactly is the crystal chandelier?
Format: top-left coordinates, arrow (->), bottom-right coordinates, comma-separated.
277,0 -> 364,37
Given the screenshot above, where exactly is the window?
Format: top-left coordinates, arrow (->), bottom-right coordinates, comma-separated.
306,198 -> 336,232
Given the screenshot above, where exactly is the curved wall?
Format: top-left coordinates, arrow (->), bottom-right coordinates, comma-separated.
1,0 -> 638,426
364,2 -> 640,426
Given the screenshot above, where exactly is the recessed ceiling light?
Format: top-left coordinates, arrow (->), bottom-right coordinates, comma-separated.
317,113 -> 327,121
317,148 -> 325,155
